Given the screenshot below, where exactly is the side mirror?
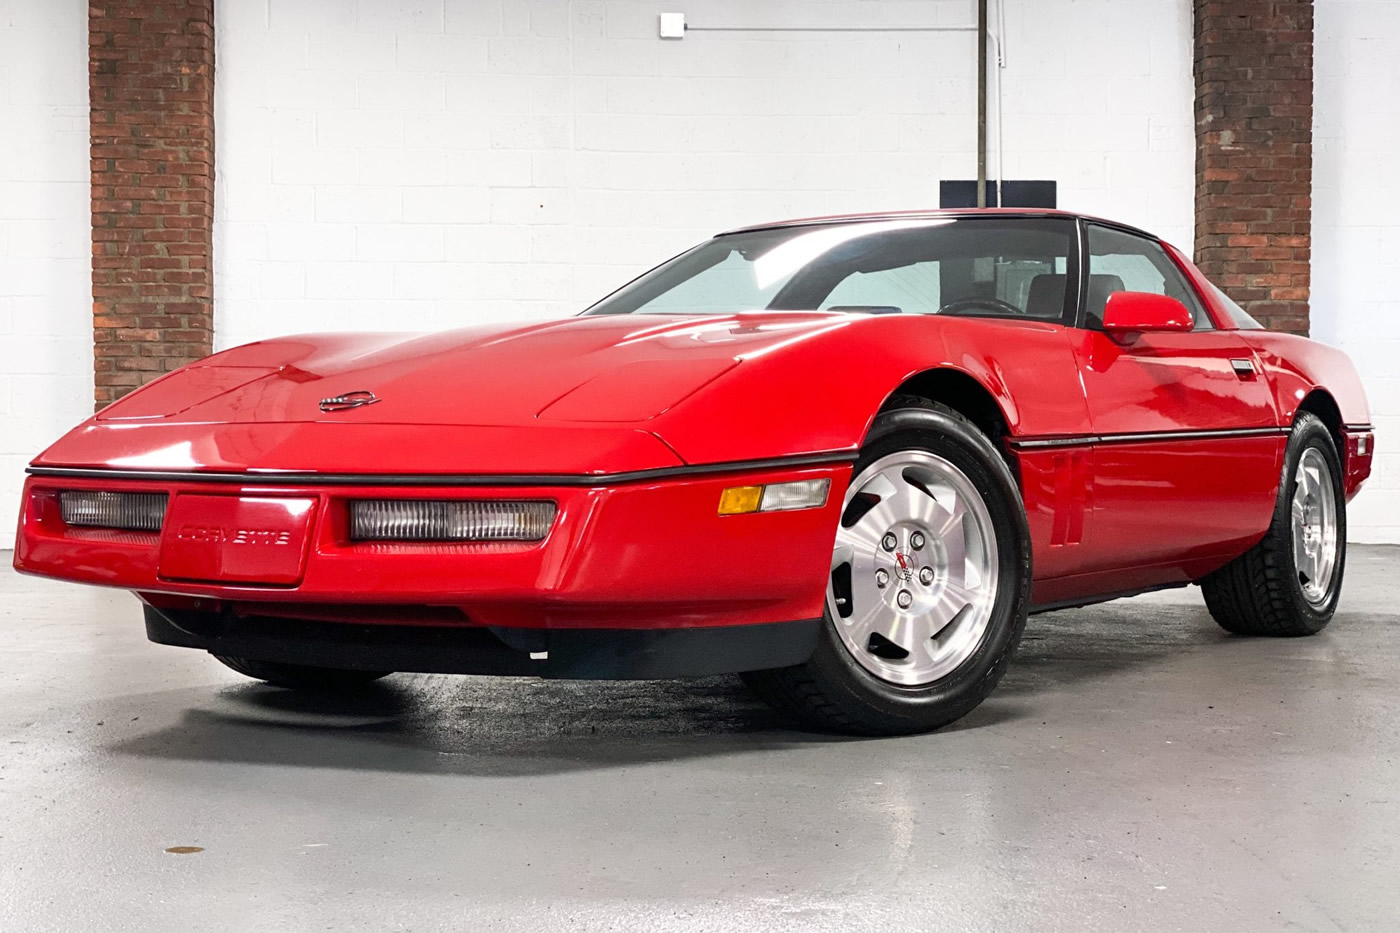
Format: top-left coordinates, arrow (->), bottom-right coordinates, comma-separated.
1101,291 -> 1193,336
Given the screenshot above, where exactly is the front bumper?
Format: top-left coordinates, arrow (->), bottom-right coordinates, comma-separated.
14,461 -> 850,636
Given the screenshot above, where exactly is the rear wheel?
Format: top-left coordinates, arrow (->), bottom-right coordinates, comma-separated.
744,398 -> 1032,735
213,655 -> 392,690
1201,412 -> 1346,636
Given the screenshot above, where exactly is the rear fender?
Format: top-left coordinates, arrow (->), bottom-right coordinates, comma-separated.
1240,331 -> 1373,498
1240,332 -> 1371,427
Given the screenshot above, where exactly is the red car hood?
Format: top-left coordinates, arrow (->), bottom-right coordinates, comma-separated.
97,312 -> 850,425
34,313 -> 855,476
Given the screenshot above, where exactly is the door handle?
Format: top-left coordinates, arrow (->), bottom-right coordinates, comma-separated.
1230,358 -> 1257,380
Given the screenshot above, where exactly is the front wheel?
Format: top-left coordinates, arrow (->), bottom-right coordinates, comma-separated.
744,398 -> 1032,735
1201,412 -> 1346,636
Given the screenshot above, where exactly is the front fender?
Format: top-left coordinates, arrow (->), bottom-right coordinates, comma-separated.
649,315 -> 1090,464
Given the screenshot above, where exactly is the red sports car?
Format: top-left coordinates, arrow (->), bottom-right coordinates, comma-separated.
14,210 -> 1375,735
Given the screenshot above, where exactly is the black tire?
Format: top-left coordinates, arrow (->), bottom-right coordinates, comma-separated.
1201,412 -> 1346,636
213,655 -> 392,690
743,397 -> 1032,736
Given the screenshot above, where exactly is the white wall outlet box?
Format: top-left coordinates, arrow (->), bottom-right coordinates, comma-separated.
659,12 -> 686,39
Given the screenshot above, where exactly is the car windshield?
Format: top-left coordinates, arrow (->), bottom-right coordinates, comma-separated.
584,216 -> 1076,320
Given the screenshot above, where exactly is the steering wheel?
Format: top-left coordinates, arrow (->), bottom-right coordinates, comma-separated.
936,296 -> 1024,316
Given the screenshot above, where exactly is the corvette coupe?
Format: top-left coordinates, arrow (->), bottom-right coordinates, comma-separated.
13,210 -> 1374,735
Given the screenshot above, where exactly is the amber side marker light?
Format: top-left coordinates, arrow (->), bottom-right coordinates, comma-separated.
718,479 -> 830,515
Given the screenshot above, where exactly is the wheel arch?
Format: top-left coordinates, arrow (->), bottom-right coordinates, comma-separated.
1296,388 -> 1346,469
871,368 -> 1022,485
877,368 -> 1013,448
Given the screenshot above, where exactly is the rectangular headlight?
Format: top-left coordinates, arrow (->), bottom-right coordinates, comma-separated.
349,499 -> 557,542
59,491 -> 168,532
718,478 -> 830,515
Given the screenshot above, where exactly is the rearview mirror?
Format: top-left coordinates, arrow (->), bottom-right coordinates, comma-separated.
1101,291 -> 1193,335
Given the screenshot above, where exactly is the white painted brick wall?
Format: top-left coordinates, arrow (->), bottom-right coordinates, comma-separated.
213,0 -> 1197,349
0,1 -> 92,540
213,0 -> 1400,542
4,0 -> 1384,549
1314,0 -> 1400,543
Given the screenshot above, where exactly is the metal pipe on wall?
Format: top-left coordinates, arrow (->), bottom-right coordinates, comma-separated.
995,0 -> 1006,206
977,0 -> 988,208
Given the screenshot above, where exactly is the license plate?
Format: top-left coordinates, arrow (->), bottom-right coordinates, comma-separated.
158,495 -> 317,585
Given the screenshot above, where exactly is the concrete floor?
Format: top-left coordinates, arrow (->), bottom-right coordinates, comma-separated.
1,548 -> 1397,932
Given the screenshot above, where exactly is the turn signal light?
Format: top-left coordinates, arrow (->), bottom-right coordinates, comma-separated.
58,491 -> 168,532
718,479 -> 830,515
349,499 -> 556,542
717,486 -> 763,515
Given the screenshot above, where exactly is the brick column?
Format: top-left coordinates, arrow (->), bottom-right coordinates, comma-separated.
89,0 -> 215,408
1193,0 -> 1313,335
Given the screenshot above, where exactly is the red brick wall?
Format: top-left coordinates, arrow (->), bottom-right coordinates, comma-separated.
89,0 -> 215,407
1194,0 -> 1313,335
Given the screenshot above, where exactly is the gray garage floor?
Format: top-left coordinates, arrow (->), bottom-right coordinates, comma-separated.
1,547 -> 1397,932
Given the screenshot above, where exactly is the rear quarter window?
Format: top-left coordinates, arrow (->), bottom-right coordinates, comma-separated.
1205,281 -> 1265,329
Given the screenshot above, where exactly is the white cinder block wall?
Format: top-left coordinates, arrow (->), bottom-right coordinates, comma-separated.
212,0 -> 1197,350
0,2 -> 93,538
1314,0 -> 1400,543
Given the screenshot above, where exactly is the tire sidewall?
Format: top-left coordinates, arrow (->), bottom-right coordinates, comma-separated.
808,405 -> 1032,729
1281,414 -> 1347,627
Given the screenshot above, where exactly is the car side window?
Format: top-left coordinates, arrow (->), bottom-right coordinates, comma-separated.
1085,225 -> 1212,331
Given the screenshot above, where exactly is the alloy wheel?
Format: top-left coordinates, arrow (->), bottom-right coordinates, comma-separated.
828,450 -> 999,686
1291,446 -> 1339,607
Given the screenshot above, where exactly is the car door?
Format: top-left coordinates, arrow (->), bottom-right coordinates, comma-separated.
1070,223 -> 1284,574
